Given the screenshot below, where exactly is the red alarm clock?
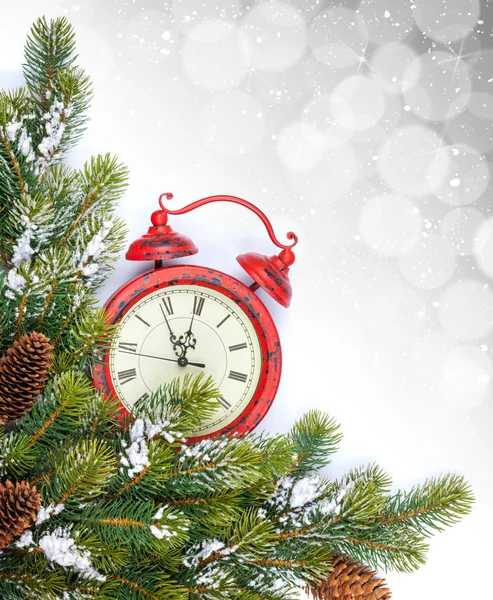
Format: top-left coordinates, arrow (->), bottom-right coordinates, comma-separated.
92,194 -> 297,442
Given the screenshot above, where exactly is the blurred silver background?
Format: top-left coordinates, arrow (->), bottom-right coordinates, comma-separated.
1,1 -> 492,597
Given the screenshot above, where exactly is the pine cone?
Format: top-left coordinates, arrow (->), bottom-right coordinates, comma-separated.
307,556 -> 392,600
0,332 -> 54,423
0,480 -> 41,549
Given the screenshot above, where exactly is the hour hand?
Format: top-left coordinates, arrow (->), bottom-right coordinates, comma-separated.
160,303 -> 184,355
179,328 -> 197,352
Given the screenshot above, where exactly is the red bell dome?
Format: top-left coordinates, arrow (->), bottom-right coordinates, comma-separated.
237,247 -> 295,308
126,195 -> 198,263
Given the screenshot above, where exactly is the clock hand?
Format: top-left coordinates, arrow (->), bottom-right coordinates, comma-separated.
119,349 -> 205,368
186,361 -> 207,368
159,304 -> 186,358
179,312 -> 198,355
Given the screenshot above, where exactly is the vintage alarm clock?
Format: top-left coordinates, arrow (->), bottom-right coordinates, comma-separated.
93,193 -> 298,442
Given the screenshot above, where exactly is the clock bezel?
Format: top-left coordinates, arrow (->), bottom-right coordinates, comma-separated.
92,264 -> 282,442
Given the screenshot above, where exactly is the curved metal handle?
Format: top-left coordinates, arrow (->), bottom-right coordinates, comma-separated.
158,193 -> 298,251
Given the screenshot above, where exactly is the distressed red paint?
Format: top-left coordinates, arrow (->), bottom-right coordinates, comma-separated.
92,265 -> 282,442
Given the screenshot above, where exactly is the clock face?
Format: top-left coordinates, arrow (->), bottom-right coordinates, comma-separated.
93,265 -> 282,441
109,285 -> 262,436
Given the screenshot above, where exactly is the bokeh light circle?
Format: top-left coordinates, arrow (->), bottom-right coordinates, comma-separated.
370,43 -> 417,94
330,75 -> 386,132
240,1 -> 307,72
201,91 -> 265,156
365,285 -> 426,349
248,63 -> 309,106
57,1 -> 97,26
441,207 -> 485,256
182,21 -> 249,91
302,56 -> 357,96
74,27 -> 113,86
357,0 -> 414,45
474,217 -> 493,278
468,49 -> 493,96
399,234 -> 456,290
430,144 -> 489,206
358,194 -> 422,257
288,144 -> 358,202
413,0 -> 481,43
122,10 -> 177,63
308,8 -> 369,68
442,345 -> 492,410
172,0 -> 242,35
402,51 -> 472,121
302,93 -> 353,149
0,2 -> 60,69
446,92 -> 493,154
276,122 -> 325,171
378,126 -> 450,197
438,281 -> 493,340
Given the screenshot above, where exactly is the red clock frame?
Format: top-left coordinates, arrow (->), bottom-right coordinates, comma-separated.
92,264 -> 282,442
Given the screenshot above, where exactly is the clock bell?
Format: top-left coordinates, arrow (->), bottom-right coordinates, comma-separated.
125,193 -> 298,307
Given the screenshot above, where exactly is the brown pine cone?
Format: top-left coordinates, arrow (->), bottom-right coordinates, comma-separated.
307,556 -> 392,600
0,332 -> 54,423
0,480 -> 41,549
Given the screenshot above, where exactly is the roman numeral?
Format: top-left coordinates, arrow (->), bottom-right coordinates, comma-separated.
135,314 -> 150,328
138,392 -> 150,403
218,397 -> 231,410
192,296 -> 205,316
161,296 -> 173,315
229,342 -> 247,352
228,370 -> 248,383
216,314 -> 231,328
118,368 -> 137,385
119,342 -> 137,353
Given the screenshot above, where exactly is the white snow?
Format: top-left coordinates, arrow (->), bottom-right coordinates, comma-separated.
15,530 -> 34,548
5,269 -> 26,299
6,121 -> 23,141
36,503 -> 64,525
153,506 -> 165,520
150,524 -> 173,539
121,418 -> 151,478
81,262 -> 100,277
39,527 -> 106,581
11,217 -> 36,267
37,100 -> 72,169
80,220 -> 113,265
290,475 -> 320,508
183,539 -> 226,568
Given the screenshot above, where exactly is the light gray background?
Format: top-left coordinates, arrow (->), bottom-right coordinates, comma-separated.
1,1 -> 492,598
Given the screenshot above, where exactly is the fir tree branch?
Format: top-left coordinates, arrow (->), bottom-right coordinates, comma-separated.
105,465 -> 152,501
290,411 -> 343,477
373,474 -> 474,535
0,133 -> 26,195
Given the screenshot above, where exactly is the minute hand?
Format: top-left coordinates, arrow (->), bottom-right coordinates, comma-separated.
160,305 -> 185,357
119,350 -> 205,368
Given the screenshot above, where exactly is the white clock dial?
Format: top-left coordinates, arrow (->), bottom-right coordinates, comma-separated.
109,285 -> 262,436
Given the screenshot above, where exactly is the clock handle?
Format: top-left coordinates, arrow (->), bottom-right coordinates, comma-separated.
158,193 -> 298,258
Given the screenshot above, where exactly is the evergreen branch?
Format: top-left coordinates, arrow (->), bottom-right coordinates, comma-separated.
111,577 -> 157,599
0,133 -> 26,195
290,411 -> 343,476
14,293 -> 28,338
331,525 -> 429,573
98,517 -> 149,529
58,153 -> 129,247
374,474 -> 474,535
105,464 -> 152,501
23,17 -> 77,104
0,431 -> 37,477
132,373 -> 221,440
41,438 -> 115,506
